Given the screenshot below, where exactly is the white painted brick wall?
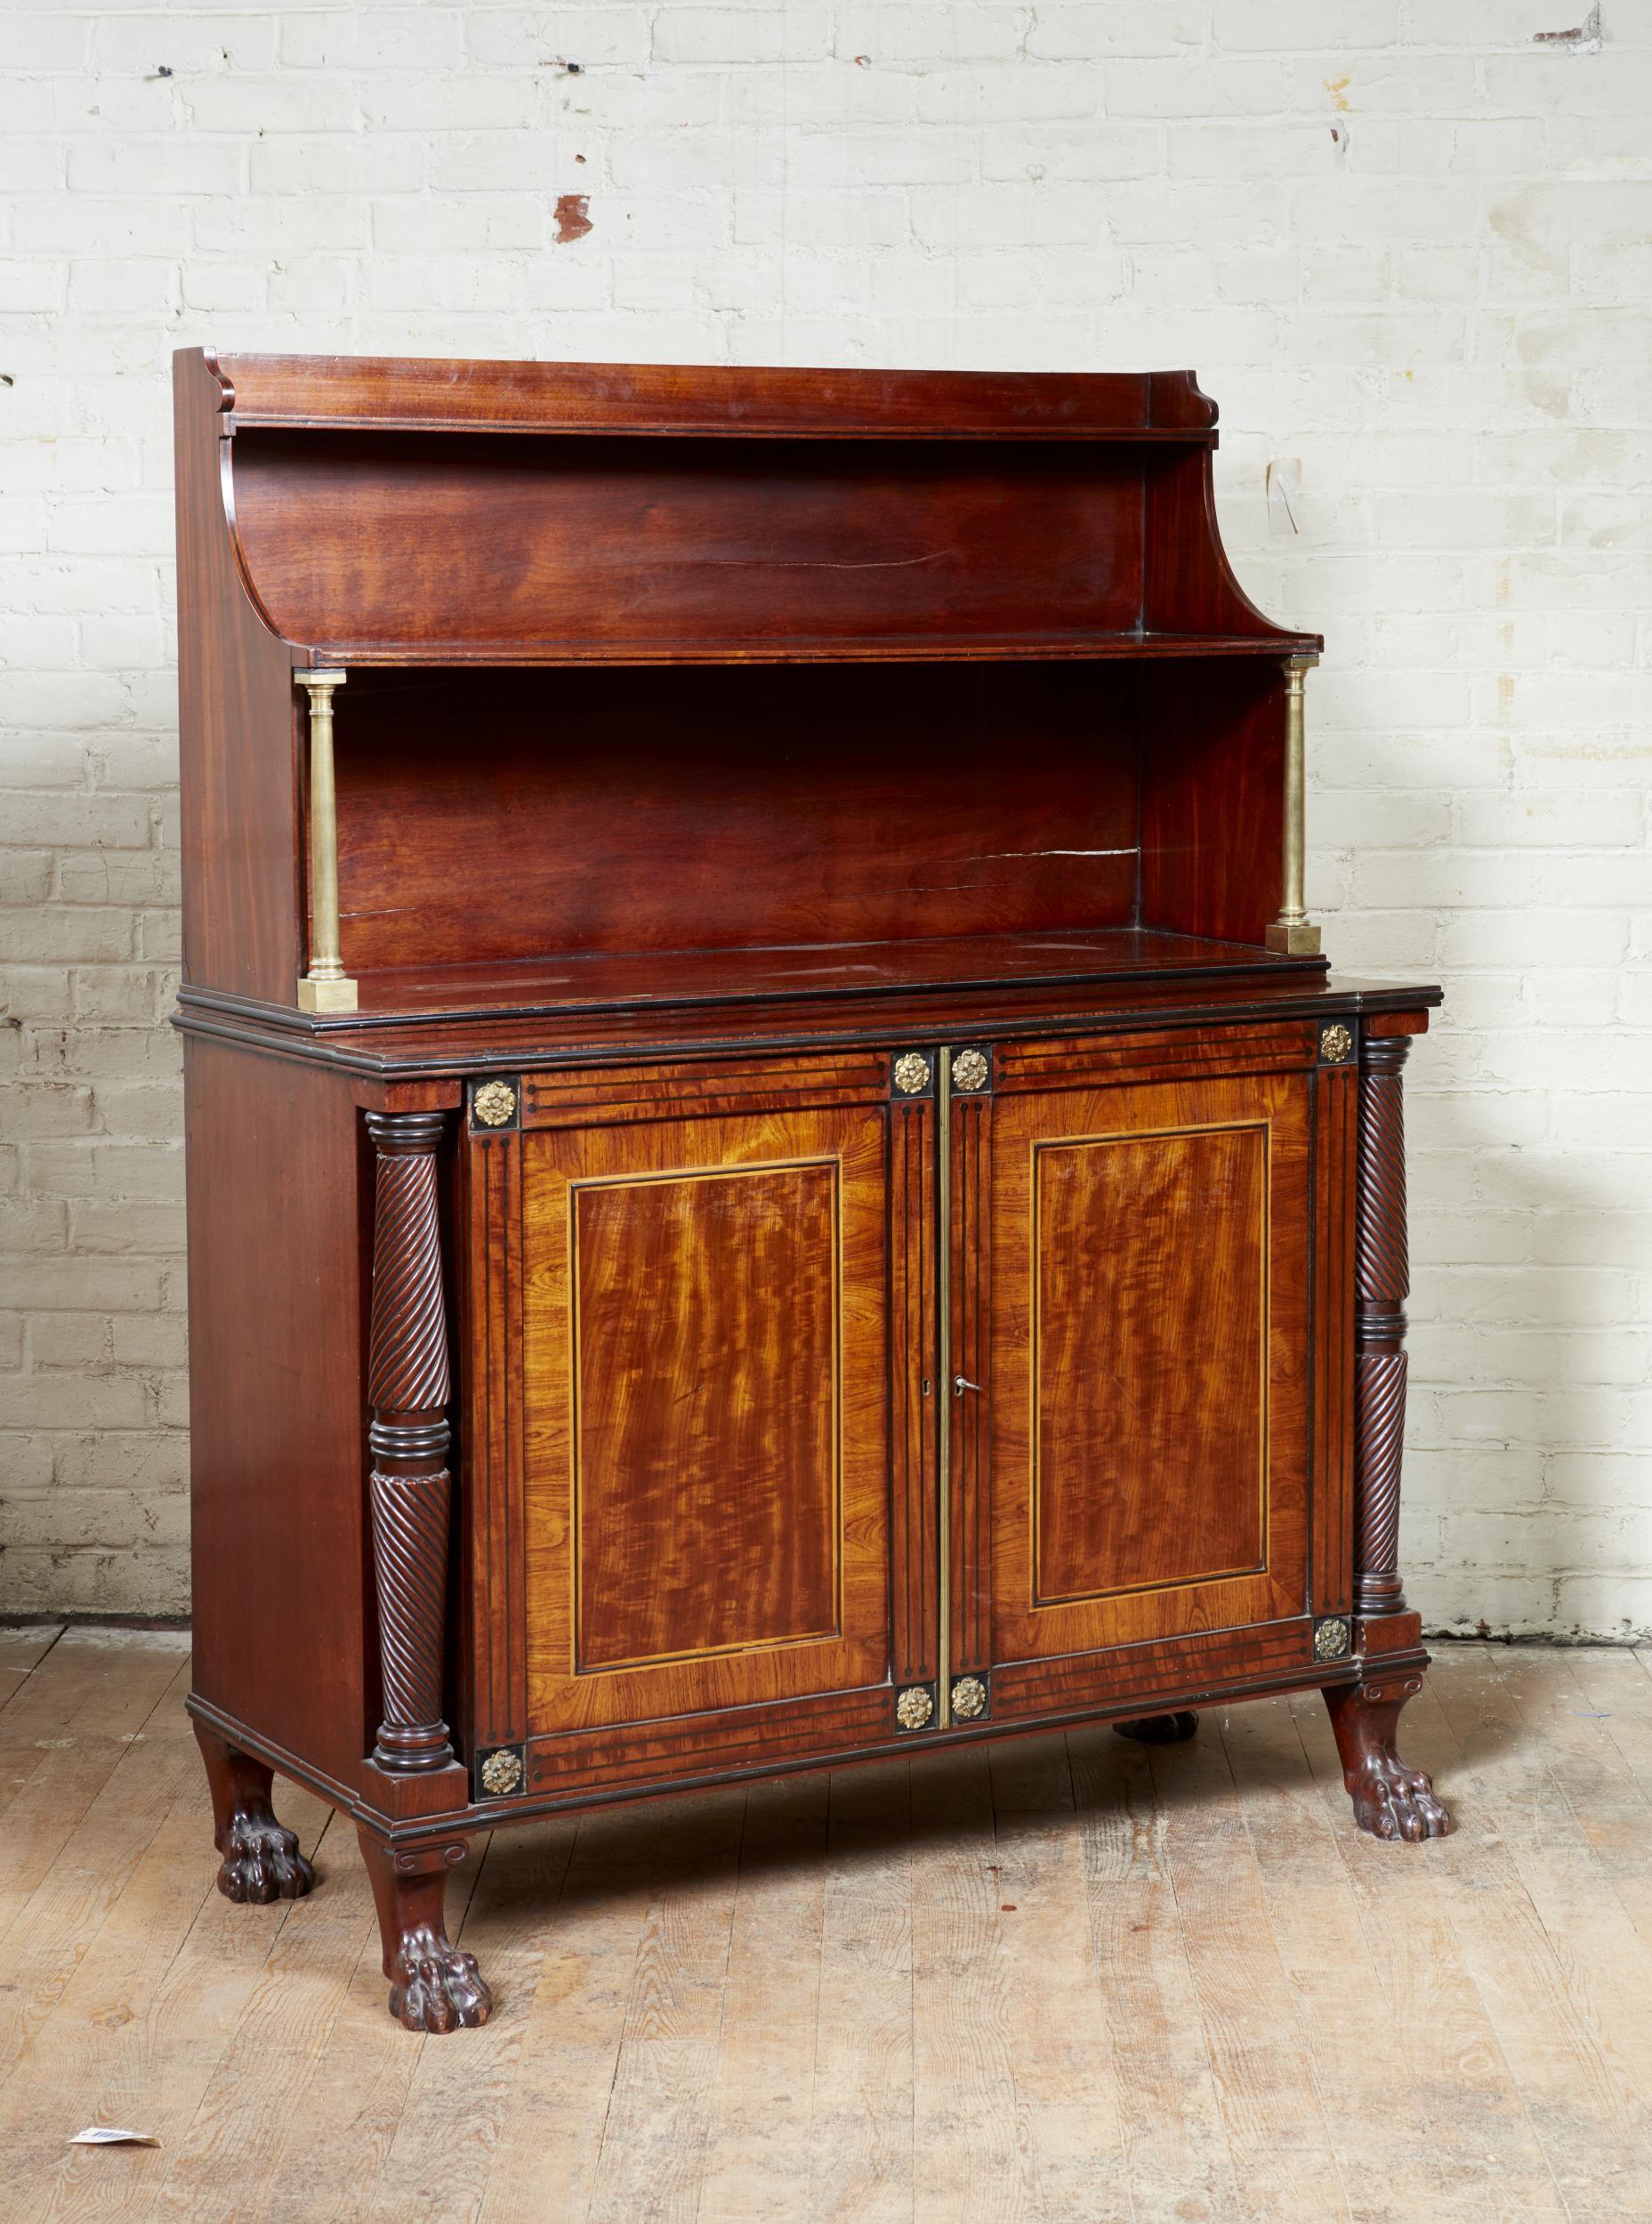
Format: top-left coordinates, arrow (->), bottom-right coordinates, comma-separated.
3,1 -> 1648,1631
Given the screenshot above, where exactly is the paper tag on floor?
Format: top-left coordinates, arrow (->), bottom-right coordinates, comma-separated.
71,2127 -> 162,2147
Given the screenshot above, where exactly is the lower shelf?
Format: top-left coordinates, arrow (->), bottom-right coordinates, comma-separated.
350,925 -> 1322,1021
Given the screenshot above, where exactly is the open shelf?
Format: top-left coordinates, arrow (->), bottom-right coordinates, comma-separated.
174,353 -> 1325,1022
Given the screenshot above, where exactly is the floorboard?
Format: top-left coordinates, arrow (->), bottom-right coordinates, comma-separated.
5,1640 -> 1650,2224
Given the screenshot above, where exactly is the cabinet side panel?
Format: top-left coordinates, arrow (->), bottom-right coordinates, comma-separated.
185,1036 -> 369,1786
173,349 -> 302,1004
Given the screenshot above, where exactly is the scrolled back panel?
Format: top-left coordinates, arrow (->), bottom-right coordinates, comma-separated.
230,431 -> 1146,660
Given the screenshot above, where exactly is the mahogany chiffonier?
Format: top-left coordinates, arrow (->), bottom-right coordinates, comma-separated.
173,351 -> 1448,2034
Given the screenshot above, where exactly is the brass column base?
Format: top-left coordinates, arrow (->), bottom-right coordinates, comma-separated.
297,976 -> 359,1013
1265,921 -> 1322,956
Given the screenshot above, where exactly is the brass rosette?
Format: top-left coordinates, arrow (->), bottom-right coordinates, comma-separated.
479,1746 -> 524,1796
895,1685 -> 935,1731
1319,1024 -> 1353,1065
472,1079 -> 519,1128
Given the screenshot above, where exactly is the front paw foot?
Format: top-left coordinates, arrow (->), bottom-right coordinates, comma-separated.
1351,1756 -> 1451,1843
389,1930 -> 493,2033
216,1816 -> 316,1904
1324,1665 -> 1451,1845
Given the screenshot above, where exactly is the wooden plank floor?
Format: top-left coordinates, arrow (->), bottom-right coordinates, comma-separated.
5,1632 -> 1652,2223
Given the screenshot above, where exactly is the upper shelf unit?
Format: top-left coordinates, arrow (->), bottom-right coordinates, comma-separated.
179,350 -> 1321,669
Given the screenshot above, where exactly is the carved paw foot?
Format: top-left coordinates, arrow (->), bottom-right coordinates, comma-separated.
1113,1710 -> 1199,1745
216,1815 -> 317,1904
388,1927 -> 493,2033
359,1831 -> 492,2035
1324,1670 -> 1451,1843
1348,1753 -> 1451,1843
196,1720 -> 316,1905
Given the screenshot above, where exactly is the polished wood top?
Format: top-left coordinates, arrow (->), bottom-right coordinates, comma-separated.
174,947 -> 1438,1080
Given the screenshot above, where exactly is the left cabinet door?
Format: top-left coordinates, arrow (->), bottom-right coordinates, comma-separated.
463,1050 -> 939,1804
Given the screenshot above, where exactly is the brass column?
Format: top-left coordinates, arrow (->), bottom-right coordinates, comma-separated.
296,667 -> 357,1012
1264,652 -> 1322,957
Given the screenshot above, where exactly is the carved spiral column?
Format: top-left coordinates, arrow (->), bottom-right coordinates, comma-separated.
365,1110 -> 455,1774
1354,1035 -> 1411,1619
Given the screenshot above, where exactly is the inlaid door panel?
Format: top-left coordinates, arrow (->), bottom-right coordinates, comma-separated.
1036,1119 -> 1269,1599
464,1053 -> 931,1785
571,1156 -> 840,1672
985,1067 -> 1312,1668
527,1106 -> 888,1732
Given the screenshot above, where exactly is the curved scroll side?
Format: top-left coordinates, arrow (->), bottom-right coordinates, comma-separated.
201,347 -> 237,415
1148,368 -> 1220,430
1143,442 -> 1323,647
172,346 -> 310,1006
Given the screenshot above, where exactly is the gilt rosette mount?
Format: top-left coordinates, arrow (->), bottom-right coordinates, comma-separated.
475,1744 -> 527,1800
1314,1616 -> 1353,1663
895,1684 -> 936,1731
1319,1022 -> 1354,1065
470,1076 -> 520,1131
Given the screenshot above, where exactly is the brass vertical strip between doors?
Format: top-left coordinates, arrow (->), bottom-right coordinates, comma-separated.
936,1045 -> 953,1728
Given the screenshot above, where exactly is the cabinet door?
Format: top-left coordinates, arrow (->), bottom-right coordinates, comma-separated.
969,1028 -> 1326,1719
464,1050 -> 937,1801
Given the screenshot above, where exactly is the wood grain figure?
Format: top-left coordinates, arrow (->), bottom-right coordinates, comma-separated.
173,351 -> 1449,2027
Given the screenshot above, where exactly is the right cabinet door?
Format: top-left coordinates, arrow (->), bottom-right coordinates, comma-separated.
964,1023 -> 1339,1723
